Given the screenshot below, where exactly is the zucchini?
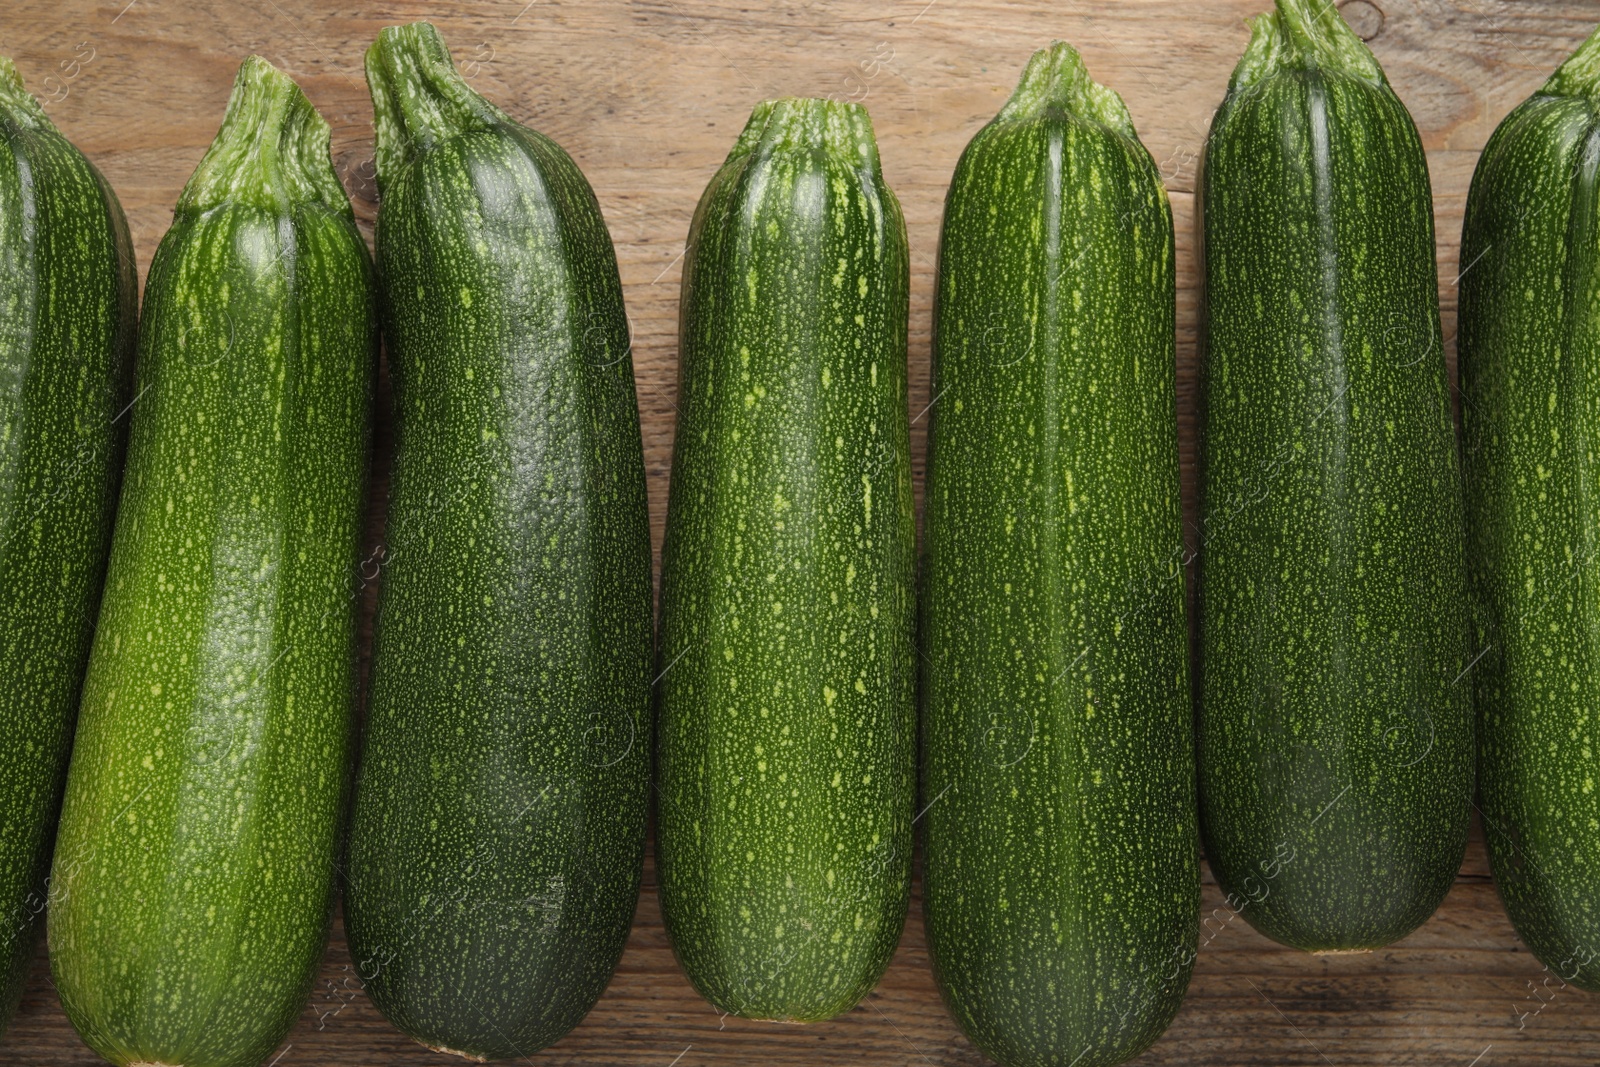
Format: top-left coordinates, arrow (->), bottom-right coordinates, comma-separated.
1195,0 -> 1472,951
919,43 -> 1196,1067
1460,25 -> 1600,989
46,57 -> 375,1066
655,97 -> 915,1022
0,56 -> 135,1035
344,22 -> 653,1060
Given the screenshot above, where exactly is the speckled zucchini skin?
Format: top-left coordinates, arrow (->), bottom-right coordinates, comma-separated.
656,97 -> 914,1022
344,23 -> 652,1060
47,58 -> 374,1067
0,57 -> 135,1037
1196,0 -> 1471,951
1460,26 -> 1600,990
920,43 -> 1196,1067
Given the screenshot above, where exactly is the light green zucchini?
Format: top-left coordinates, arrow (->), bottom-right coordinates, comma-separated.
655,97 -> 915,1022
48,56 -> 374,1067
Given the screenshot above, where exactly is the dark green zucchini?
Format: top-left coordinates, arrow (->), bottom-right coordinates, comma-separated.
1460,24 -> 1600,990
1196,0 -> 1472,951
47,57 -> 374,1067
655,97 -> 915,1021
0,55 -> 135,1037
345,22 -> 652,1060
920,42 -> 1196,1067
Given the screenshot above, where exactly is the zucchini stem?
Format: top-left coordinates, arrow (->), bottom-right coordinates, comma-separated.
365,22 -> 507,194
0,55 -> 49,129
728,96 -> 883,177
995,41 -> 1137,139
1544,22 -> 1600,102
177,55 -> 346,217
1230,0 -> 1384,94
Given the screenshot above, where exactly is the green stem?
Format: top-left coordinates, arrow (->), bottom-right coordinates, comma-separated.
178,55 -> 347,216
728,97 -> 883,175
365,21 -> 507,193
0,55 -> 48,129
1543,23 -> 1600,101
1229,0 -> 1384,94
996,40 -> 1137,139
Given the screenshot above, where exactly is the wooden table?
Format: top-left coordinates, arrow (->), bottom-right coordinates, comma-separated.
3,0 -> 1598,1063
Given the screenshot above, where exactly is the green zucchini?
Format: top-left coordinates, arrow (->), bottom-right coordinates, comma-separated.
919,42 -> 1196,1067
0,56 -> 135,1036
655,97 -> 914,1022
47,57 -> 374,1066
1196,0 -> 1472,951
1460,25 -> 1600,989
344,22 -> 653,1060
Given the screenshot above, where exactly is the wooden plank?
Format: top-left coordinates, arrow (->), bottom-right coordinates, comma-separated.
2,1 -> 1598,1063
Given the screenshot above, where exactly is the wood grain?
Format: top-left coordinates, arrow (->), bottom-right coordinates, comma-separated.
2,0 -> 1598,1063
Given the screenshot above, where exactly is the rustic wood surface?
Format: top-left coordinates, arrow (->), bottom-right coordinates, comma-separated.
2,0 -> 1598,1063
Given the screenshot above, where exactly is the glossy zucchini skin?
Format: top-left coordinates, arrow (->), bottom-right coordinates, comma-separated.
345,22 -> 652,1060
920,43 -> 1197,1067
1196,0 -> 1472,951
47,57 -> 374,1067
0,56 -> 136,1036
1460,25 -> 1600,990
656,97 -> 914,1022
